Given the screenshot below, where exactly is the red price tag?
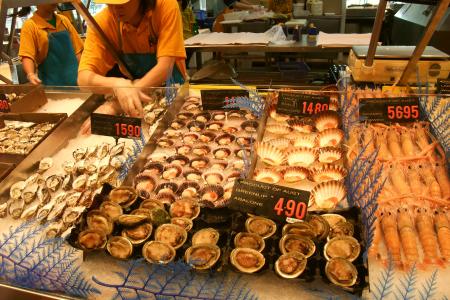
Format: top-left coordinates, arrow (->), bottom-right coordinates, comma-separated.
0,99 -> 10,112
386,105 -> 419,120
302,102 -> 329,115
274,198 -> 307,220
114,123 -> 141,138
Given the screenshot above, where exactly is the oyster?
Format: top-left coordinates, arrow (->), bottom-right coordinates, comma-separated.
171,217 -> 194,232
39,157 -> 53,172
46,175 -> 63,192
279,234 -> 316,258
78,229 -> 107,251
325,258 -> 358,287
245,216 -> 277,239
97,143 -> 110,159
234,232 -> 265,252
20,202 -> 40,219
282,222 -> 316,239
86,173 -> 99,188
73,147 -> 87,161
185,244 -> 221,270
110,142 -> 125,156
170,199 -> 200,219
45,221 -> 64,238
307,214 -> 330,240
230,248 -> 265,273
107,236 -> 133,259
46,201 -> 67,221
109,187 -> 138,208
122,222 -> 153,245
74,159 -> 86,174
10,181 -> 26,200
87,210 -> 113,235
0,202 -> 8,218
64,190 -> 81,206
62,206 -> 85,224
117,214 -> 148,227
110,156 -> 125,169
85,159 -> 99,175
21,183 -> 39,204
98,156 -> 111,174
61,174 -> 73,191
324,236 -> 361,262
192,228 -> 220,245
100,201 -> 123,221
72,174 -> 88,192
275,252 -> 307,279
142,241 -> 176,264
154,224 -> 187,249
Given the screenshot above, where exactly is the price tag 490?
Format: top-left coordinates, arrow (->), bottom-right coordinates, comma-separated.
274,198 -> 308,220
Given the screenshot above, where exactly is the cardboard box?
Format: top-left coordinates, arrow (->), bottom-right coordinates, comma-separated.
0,85 -> 47,113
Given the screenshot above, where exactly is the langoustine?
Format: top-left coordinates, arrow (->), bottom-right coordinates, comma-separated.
434,163 -> 450,200
380,210 -> 403,268
415,207 -> 443,266
397,207 -> 419,269
434,209 -> 450,261
419,163 -> 442,199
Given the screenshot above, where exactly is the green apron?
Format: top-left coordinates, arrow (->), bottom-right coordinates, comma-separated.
38,26 -> 79,86
117,18 -> 184,83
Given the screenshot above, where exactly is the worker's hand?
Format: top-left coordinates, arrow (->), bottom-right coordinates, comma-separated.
27,73 -> 42,85
80,101 -> 118,135
112,78 -> 146,117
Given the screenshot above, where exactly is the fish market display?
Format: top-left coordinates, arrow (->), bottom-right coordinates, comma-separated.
253,93 -> 346,210
0,92 -> 24,105
0,122 -> 55,154
134,95 -> 259,208
3,141 -> 129,237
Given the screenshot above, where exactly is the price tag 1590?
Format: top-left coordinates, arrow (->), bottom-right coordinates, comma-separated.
277,92 -> 330,117
229,179 -> 310,222
91,113 -> 141,139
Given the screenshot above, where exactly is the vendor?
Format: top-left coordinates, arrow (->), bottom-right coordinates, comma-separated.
19,4 -> 84,86
213,0 -> 262,32
78,0 -> 187,118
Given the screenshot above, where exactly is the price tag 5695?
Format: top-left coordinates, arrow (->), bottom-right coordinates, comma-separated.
386,104 -> 419,120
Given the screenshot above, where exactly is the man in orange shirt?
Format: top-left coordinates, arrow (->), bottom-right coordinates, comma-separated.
19,4 -> 83,86
78,0 -> 187,118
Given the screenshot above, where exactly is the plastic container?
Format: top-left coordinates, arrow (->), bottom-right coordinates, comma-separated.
310,0 -> 323,16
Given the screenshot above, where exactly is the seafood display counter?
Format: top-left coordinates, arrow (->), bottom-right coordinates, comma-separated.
0,84 -> 448,300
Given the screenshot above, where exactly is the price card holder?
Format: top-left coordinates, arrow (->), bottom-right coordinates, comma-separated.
276,91 -> 330,116
229,179 -> 310,222
91,113 -> 142,139
437,79 -> 450,95
0,94 -> 10,113
359,97 -> 421,123
200,89 -> 249,110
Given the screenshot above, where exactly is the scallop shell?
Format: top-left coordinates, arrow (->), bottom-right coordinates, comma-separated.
266,124 -> 292,135
155,182 -> 179,195
134,175 -> 156,199
317,129 -> 344,147
202,171 -> 224,185
213,147 -> 232,159
293,134 -> 317,148
178,181 -> 201,198
309,165 -> 347,183
162,164 -> 183,180
190,157 -> 210,170
177,112 -> 194,120
223,126 -> 239,134
193,112 -> 212,123
184,96 -> 201,104
142,162 -> 164,177
287,119 -> 314,133
212,111 -> 226,121
227,110 -> 245,119
254,169 -> 282,184
156,192 -> 177,205
157,138 -> 174,148
183,132 -> 200,144
269,105 -> 290,122
255,142 -> 286,166
165,129 -> 182,138
313,111 -> 340,132
234,148 -> 251,159
211,160 -> 228,171
170,119 -> 186,130
200,185 -> 224,204
310,180 -> 346,209
286,147 -> 317,167
176,145 -> 192,156
241,120 -> 259,133
166,155 -> 190,166
183,169 -> 203,182
267,138 -> 292,150
282,166 -> 309,183
187,120 -> 206,132
318,147 -> 343,163
192,145 -> 211,156
236,136 -> 255,147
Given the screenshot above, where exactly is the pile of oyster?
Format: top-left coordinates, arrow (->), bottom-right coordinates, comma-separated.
133,95 -> 259,208
1,141 -> 128,237
0,122 -> 55,155
253,96 -> 347,210
142,96 -> 166,128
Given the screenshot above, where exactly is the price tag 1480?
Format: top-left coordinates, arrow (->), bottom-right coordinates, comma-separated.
276,91 -> 330,117
91,113 -> 141,139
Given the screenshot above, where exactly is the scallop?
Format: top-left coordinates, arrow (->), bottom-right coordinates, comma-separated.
183,132 -> 200,144
309,165 -> 347,183
234,148 -> 251,159
325,258 -> 358,287
309,180 -> 346,210
154,224 -> 188,249
245,216 -> 276,239
142,241 -> 176,264
287,119 -> 314,133
313,111 -> 340,132
318,147 -> 343,163
223,126 -> 238,134
255,141 -> 286,166
170,199 -> 200,219
212,111 -> 226,121
187,120 -> 205,132
230,248 -> 265,273
202,171 -> 224,185
192,228 -> 220,245
266,124 -> 292,135
293,134 -> 317,149
206,121 -> 224,131
279,234 -> 316,258
241,120 -> 259,133
215,133 -> 235,146
194,112 -> 212,123
190,157 -> 210,171
213,147 -> 232,160
177,112 -> 193,120
78,229 -> 107,251
134,175 -> 156,199
157,138 -> 174,148
286,147 -> 317,167
178,181 -> 200,199
200,185 -> 224,204
211,160 -> 228,171
275,252 -> 307,279
236,136 -> 255,147
142,162 -> 164,177
198,131 -> 216,143
282,167 -> 309,183
185,244 -> 221,270
107,236 -> 133,259
324,236 -> 361,262
167,155 -> 190,167
170,119 -> 186,130
234,232 -> 265,252
254,169 -> 282,184
267,138 -> 292,150
176,144 -> 192,156
183,170 -> 203,182
122,222 -> 153,245
317,129 -> 344,147
155,182 -> 178,195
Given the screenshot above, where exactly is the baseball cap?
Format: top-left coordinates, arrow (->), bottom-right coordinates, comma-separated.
94,0 -> 130,4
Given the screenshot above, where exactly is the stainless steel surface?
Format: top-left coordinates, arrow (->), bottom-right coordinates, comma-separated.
0,93 -> 104,198
353,45 -> 449,59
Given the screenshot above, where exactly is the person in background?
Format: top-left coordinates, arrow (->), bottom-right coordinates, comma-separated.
178,0 -> 197,67
19,4 -> 83,86
78,0 -> 187,121
213,0 -> 262,32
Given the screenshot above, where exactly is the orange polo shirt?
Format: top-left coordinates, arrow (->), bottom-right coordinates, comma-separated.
19,13 -> 84,65
79,0 -> 187,79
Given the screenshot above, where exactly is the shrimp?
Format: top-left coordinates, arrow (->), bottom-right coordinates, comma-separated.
434,163 -> 450,200
399,128 -> 417,157
387,127 -> 403,158
389,164 -> 411,196
369,218 -> 383,259
375,130 -> 392,161
406,165 -> 428,197
415,207 -> 443,266
419,163 -> 442,199
380,210 -> 402,268
434,209 -> 450,261
397,207 -> 419,268
413,122 -> 431,151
